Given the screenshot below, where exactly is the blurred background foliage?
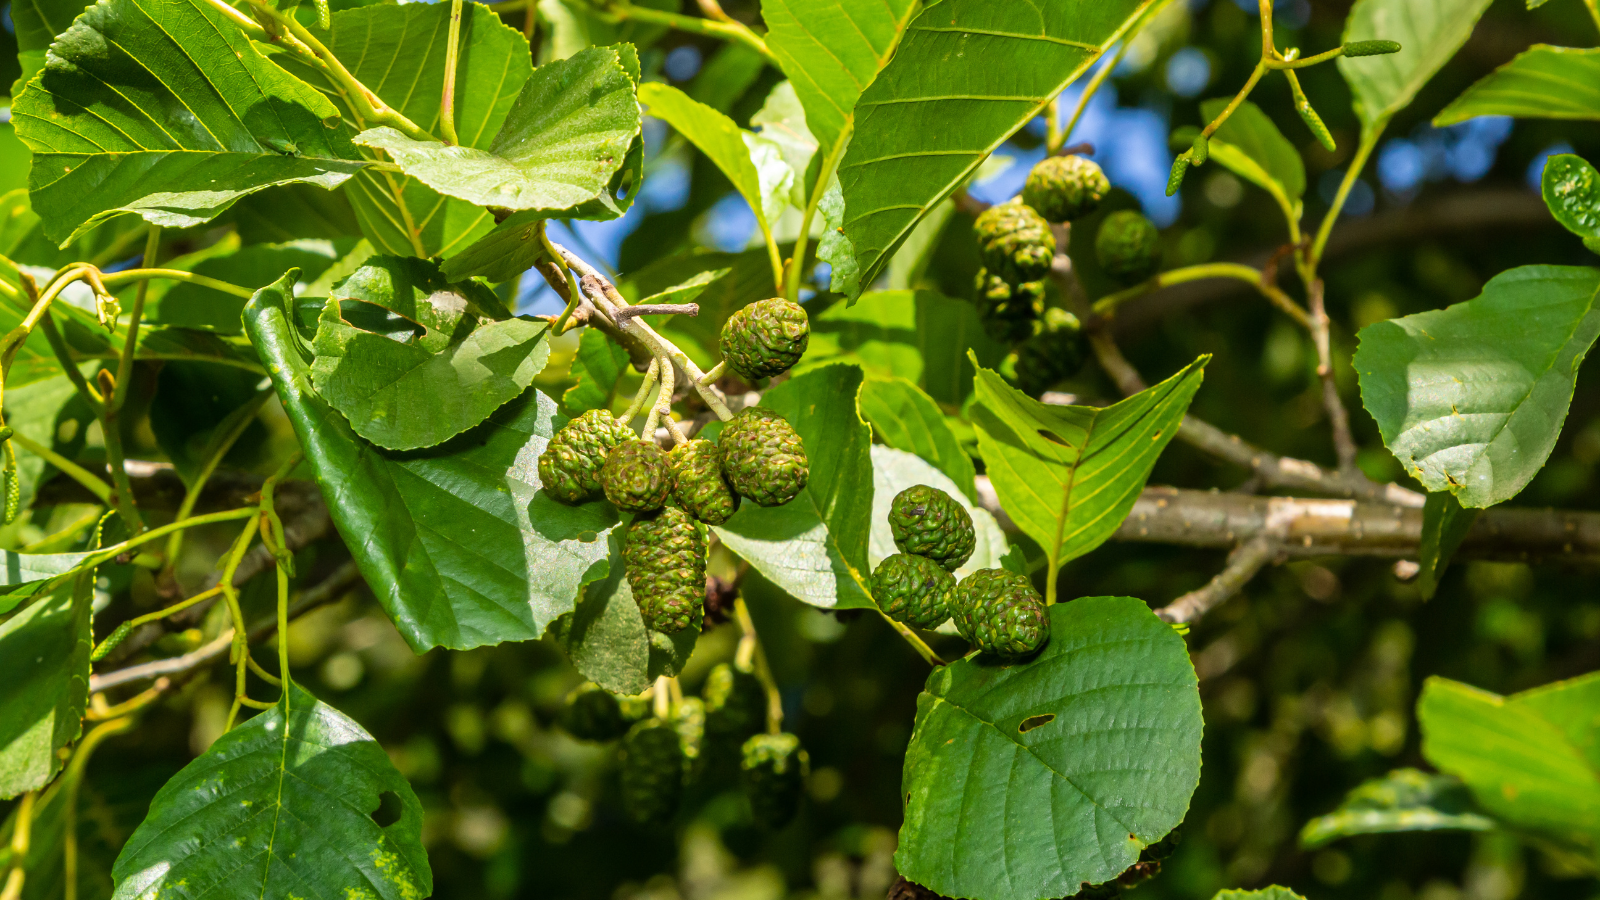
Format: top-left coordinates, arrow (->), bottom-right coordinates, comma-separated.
2,0 -> 1599,897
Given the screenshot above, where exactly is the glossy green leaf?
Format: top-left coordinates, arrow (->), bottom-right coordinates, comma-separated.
1541,154 -> 1600,250
148,239 -> 353,335
760,0 -> 917,164
859,377 -> 975,498
280,2 -> 532,258
549,533 -> 697,696
836,0 -> 1155,295
326,254 -> 511,349
1299,768 -> 1493,849
562,326 -> 630,417
1354,265 -> 1600,508
1416,491 -> 1478,600
354,46 -> 640,215
1197,98 -> 1304,223
1435,46 -> 1600,126
971,356 -> 1206,582
11,0 -> 369,245
0,576 -> 91,799
896,596 -> 1202,900
1338,0 -> 1495,131
713,364 -> 874,610
243,272 -> 617,652
638,82 -> 792,251
1419,673 -> 1600,860
798,289 -> 1007,407
867,446 -> 1006,581
109,684 -> 430,900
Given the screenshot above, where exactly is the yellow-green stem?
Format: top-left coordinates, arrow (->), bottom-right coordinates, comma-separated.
99,268 -> 253,298
582,1 -> 776,63
1309,126 -> 1382,271
733,597 -> 787,732
1054,38 -> 1132,152
439,0 -> 464,145
1093,262 -> 1310,328
62,718 -> 135,900
8,432 -> 112,503
877,610 -> 946,666
783,136 -> 848,303
164,389 -> 272,571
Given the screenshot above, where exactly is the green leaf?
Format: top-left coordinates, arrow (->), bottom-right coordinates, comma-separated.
1419,673 -> 1600,860
243,272 -> 617,652
1,364 -> 98,516
837,0 -> 1154,295
858,377 -> 976,498
1338,0 -> 1495,132
760,0 -> 917,164
562,325 -> 630,416
799,289 -> 1007,407
868,445 -> 1006,578
637,82 -> 792,252
325,254 -> 512,349
148,239 -> 354,335
0,576 -> 91,799
1299,768 -> 1493,849
549,533 -> 698,696
440,210 -> 550,284
232,183 -> 363,246
311,303 -> 550,451
1416,491 -> 1478,601
0,550 -> 95,614
1213,890 -> 1307,900
896,596 -> 1201,900
1541,154 -> 1600,249
1354,265 -> 1600,508
279,2 -> 533,258
1435,45 -> 1600,126
640,268 -> 731,305
971,357 -> 1207,589
1197,98 -> 1304,223
712,364 -> 874,610
9,0 -> 90,53
11,0 -> 369,245
354,46 -> 640,215
750,80 -> 819,209
885,198 -> 956,292
109,684 -> 431,900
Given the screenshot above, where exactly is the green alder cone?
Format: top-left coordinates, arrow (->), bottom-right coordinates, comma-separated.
601,440 -> 674,513
888,484 -> 976,571
720,297 -> 811,381
559,682 -> 628,742
624,505 -> 707,633
1095,210 -> 1161,282
871,553 -> 958,630
672,696 -> 708,782
668,439 -> 740,525
538,408 -> 634,503
973,268 -> 1045,344
719,406 -> 809,506
974,199 -> 1056,284
621,718 -> 685,824
954,568 -> 1050,659
1022,155 -> 1110,223
1014,308 -> 1087,396
703,662 -> 766,739
741,732 -> 808,829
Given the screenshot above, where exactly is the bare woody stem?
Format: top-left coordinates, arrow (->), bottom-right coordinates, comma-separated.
1154,534 -> 1280,624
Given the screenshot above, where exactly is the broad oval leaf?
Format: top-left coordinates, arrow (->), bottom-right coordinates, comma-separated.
1435,45 -> 1600,126
1542,154 -> 1600,248
12,0 -> 369,245
1299,768 -> 1493,849
712,363 -> 874,610
243,272 -> 616,652
760,0 -> 918,163
1419,672 -> 1600,860
0,577 -> 91,799
896,596 -> 1202,900
110,685 -> 431,900
355,46 -> 640,214
859,378 -> 976,499
279,2 -> 533,258
971,356 -> 1206,589
1338,0 -> 1495,131
1354,265 -> 1600,508
836,0 -> 1156,296
1197,98 -> 1304,223
868,445 -> 1005,579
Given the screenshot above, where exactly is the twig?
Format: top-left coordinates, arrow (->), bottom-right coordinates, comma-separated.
1155,534 -> 1281,624
1305,279 -> 1359,472
612,303 -> 699,321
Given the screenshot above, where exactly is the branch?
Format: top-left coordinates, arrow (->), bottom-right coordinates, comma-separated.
1155,534 -> 1281,624
613,303 -> 698,321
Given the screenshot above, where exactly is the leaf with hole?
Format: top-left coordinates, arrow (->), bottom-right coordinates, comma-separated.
1435,46 -> 1600,126
243,271 -> 617,652
1354,265 -> 1600,508
11,0 -> 370,245
896,596 -> 1201,900
836,0 -> 1157,296
109,684 -> 430,899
